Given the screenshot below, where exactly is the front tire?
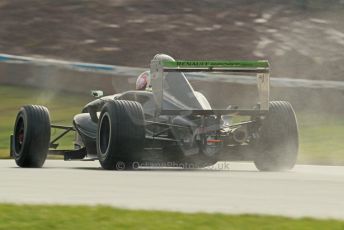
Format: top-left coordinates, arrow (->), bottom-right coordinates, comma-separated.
13,105 -> 51,168
253,101 -> 299,171
96,100 -> 145,170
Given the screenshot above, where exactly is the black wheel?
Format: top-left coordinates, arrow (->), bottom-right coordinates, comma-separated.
96,100 -> 145,170
13,105 -> 51,168
253,101 -> 299,171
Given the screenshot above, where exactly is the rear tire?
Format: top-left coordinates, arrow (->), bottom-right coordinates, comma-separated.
13,105 -> 51,168
96,100 -> 145,170
253,101 -> 299,171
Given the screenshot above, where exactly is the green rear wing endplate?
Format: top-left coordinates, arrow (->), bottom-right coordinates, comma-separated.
150,60 -> 270,116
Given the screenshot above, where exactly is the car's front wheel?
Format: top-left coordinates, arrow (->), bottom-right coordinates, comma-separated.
13,105 -> 51,168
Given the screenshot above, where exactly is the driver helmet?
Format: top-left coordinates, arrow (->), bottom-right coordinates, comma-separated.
136,70 -> 151,90
135,54 -> 175,91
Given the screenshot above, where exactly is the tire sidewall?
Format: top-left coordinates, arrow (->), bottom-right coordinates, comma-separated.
13,110 -> 25,159
13,108 -> 31,163
97,108 -> 114,164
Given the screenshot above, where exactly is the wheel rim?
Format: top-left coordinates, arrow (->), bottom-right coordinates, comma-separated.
14,116 -> 25,153
99,113 -> 111,155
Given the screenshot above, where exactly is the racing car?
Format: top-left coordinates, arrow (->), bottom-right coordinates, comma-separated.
10,54 -> 299,171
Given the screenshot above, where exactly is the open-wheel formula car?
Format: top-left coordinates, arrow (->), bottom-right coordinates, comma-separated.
10,54 -> 299,171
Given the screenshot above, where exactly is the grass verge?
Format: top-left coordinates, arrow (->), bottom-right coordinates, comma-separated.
0,204 -> 344,230
1,84 -> 343,165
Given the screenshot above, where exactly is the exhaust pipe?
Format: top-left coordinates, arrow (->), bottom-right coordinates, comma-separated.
231,127 -> 248,144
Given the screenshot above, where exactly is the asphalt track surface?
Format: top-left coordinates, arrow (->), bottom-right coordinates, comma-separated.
1,160 -> 343,219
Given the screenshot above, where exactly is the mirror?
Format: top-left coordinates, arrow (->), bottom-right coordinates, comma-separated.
91,90 -> 104,98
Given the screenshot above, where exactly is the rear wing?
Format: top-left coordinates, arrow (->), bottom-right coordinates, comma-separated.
150,60 -> 270,116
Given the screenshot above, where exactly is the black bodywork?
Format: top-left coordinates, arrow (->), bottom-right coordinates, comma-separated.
40,73 -> 262,166
10,58 -> 299,171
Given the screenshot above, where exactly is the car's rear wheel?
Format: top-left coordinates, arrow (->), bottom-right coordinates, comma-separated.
13,105 -> 51,168
253,101 -> 299,171
96,100 -> 145,170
